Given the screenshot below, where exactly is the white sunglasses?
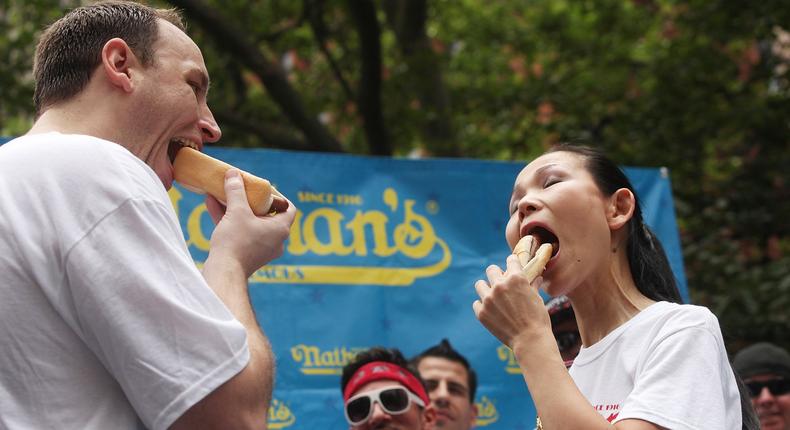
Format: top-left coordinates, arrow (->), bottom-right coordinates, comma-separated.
344,385 -> 426,426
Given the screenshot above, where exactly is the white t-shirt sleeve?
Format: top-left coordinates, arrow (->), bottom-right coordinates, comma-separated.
617,320 -> 733,429
64,196 -> 249,430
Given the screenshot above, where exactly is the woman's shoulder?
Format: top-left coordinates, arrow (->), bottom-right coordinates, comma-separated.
642,301 -> 723,339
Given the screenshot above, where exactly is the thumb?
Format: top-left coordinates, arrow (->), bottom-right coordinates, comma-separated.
223,169 -> 250,212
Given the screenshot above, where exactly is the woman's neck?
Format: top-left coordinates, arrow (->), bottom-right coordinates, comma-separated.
569,251 -> 655,347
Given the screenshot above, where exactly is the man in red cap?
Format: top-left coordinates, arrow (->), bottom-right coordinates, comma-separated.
341,347 -> 437,429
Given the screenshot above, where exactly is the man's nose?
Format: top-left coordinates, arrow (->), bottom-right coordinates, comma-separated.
432,381 -> 451,403
755,386 -> 776,403
199,106 -> 221,143
367,402 -> 391,424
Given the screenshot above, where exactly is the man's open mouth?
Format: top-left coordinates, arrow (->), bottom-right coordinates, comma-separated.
168,138 -> 199,163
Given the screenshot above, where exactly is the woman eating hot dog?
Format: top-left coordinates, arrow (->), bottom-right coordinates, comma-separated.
472,144 -> 756,429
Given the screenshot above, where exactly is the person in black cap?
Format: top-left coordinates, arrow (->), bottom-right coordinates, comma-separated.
734,342 -> 790,430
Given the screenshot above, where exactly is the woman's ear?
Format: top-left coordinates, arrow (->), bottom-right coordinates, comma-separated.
607,188 -> 636,231
100,38 -> 139,93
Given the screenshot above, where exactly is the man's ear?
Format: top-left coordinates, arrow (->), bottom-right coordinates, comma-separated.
469,401 -> 478,426
101,38 -> 139,93
422,404 -> 437,429
607,188 -> 636,231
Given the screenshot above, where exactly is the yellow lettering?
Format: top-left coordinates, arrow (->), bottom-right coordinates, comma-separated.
345,210 -> 397,256
298,191 -> 334,204
394,200 -> 436,259
291,344 -> 318,367
268,399 -> 296,428
186,204 -> 211,251
287,211 -> 308,255
302,208 -> 353,255
475,396 -> 500,426
338,194 -> 362,205
320,350 -> 336,367
168,187 -> 182,219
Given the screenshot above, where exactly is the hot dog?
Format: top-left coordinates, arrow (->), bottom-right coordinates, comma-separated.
173,147 -> 287,216
514,235 -> 553,283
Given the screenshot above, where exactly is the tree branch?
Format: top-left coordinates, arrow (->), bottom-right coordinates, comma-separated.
168,0 -> 344,153
384,0 -> 457,157
347,0 -> 392,155
213,111 -> 311,151
305,0 -> 355,102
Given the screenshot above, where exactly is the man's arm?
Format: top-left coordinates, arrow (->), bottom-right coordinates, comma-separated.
170,170 -> 296,430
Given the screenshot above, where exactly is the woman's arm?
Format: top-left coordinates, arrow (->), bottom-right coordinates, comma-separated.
474,255 -> 662,430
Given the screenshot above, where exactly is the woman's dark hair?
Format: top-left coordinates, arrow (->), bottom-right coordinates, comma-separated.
547,144 -> 682,303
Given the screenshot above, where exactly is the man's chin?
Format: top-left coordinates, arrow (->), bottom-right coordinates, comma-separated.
434,415 -> 453,427
759,417 -> 784,430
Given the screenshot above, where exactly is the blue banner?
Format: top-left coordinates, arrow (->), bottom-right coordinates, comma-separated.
0,137 -> 687,429
169,147 -> 688,429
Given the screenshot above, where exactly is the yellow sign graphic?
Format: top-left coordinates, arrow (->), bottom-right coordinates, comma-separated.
475,396 -> 500,426
267,398 -> 295,429
169,187 -> 452,287
291,344 -> 365,375
496,345 -> 522,375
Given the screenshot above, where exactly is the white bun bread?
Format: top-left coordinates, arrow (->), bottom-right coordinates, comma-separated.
173,147 -> 275,216
513,234 -> 539,268
514,235 -> 553,283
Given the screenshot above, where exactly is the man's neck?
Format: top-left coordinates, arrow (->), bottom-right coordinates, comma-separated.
29,103 -> 114,142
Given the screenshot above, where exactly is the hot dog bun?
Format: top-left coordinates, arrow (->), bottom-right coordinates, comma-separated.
513,235 -> 539,268
173,147 -> 282,216
514,235 -> 553,283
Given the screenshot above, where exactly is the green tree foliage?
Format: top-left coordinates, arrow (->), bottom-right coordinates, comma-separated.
1,0 -> 788,350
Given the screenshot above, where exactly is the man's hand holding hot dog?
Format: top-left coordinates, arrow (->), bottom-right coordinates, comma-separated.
170,169 -> 296,429
204,169 -> 296,280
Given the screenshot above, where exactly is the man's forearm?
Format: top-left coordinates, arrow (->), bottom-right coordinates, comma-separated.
200,255 -> 274,417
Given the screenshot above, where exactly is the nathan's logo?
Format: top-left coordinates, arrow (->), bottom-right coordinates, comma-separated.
169,187 -> 452,287
291,344 -> 365,375
496,345 -> 521,374
267,398 -> 295,429
474,396 -> 499,426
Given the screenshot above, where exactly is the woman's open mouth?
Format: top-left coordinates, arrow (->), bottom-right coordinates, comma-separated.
526,226 -> 560,258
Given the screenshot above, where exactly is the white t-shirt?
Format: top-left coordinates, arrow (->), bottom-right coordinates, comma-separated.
0,134 -> 249,430
568,301 -> 741,429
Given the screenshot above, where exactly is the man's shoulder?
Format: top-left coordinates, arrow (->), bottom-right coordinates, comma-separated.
5,132 -> 133,160
3,132 -> 165,204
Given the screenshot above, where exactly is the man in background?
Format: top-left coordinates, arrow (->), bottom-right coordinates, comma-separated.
734,342 -> 790,430
411,339 -> 477,430
341,347 -> 436,429
546,296 -> 582,368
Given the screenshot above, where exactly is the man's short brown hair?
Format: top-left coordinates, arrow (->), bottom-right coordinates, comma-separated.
33,1 -> 185,115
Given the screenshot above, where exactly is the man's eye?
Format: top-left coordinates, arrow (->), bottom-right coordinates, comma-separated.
450,386 -> 466,395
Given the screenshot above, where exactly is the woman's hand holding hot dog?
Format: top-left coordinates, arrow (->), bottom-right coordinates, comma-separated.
473,254 -> 553,352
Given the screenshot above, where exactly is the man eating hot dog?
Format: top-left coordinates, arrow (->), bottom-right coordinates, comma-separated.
0,2 -> 295,429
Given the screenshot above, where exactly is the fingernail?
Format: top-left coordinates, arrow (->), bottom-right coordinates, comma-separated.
226,169 -> 241,183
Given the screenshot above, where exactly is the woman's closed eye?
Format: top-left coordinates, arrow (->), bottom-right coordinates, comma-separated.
543,176 -> 561,188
